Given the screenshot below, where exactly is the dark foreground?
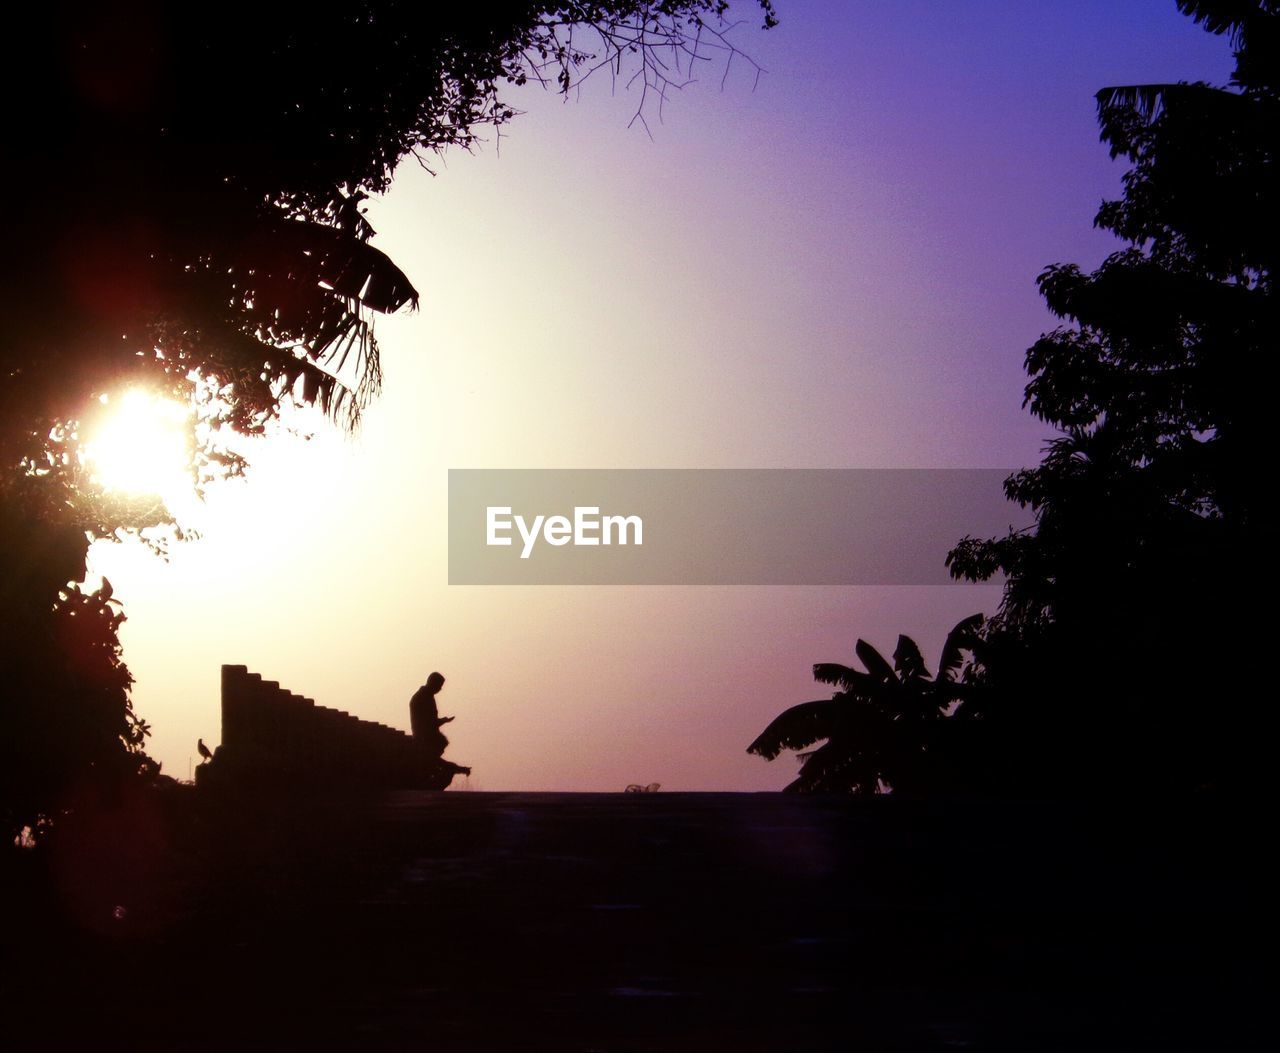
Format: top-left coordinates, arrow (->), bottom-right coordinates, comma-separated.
3,791 -> 1265,1050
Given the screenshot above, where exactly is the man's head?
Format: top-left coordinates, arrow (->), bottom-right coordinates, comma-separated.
425,671 -> 445,694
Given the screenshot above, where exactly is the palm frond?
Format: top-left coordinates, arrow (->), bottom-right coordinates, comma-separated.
268,221 -> 419,313
855,638 -> 896,684
937,613 -> 984,681
746,699 -> 837,761
1096,83 -> 1186,122
1096,81 -> 1247,125
892,634 -> 929,680
812,663 -> 875,691
1175,1 -> 1258,41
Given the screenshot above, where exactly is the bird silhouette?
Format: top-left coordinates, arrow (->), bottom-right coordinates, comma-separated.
197,739 -> 214,764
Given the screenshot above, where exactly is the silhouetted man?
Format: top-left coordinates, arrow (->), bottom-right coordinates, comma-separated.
409,672 -> 471,787
410,672 -> 455,758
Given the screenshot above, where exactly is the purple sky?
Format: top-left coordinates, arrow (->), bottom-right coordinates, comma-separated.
93,2 -> 1233,790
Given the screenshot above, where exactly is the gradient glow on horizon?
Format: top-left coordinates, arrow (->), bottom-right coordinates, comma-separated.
90,2 -> 1232,790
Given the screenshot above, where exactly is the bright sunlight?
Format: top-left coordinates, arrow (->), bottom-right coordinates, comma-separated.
82,389 -> 194,504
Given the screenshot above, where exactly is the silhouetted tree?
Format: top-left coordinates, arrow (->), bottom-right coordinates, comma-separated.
4,1 -> 778,517
753,0 -> 1275,795
747,616 -> 982,794
1,504 -> 154,841
947,0 -> 1274,794
1,1 -> 777,834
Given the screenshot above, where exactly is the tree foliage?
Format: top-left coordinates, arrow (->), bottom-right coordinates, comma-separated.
1,504 -> 153,841
1,1 -> 777,832
754,0 -> 1275,795
747,616 -> 983,794
4,1 -> 778,507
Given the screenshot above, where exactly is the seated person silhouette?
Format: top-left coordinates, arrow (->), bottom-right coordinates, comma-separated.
410,672 -> 471,783
410,672 -> 452,757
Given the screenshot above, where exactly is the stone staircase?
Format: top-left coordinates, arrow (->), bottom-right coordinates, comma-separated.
197,664 -> 455,790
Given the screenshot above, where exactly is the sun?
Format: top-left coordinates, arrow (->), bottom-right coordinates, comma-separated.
82,389 -> 195,504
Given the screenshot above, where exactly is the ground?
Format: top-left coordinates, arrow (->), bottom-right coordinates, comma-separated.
3,790 -> 1263,1050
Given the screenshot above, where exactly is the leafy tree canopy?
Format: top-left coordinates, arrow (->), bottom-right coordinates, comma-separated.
755,0 -> 1276,796
4,0 -> 776,536
1,1 -> 776,835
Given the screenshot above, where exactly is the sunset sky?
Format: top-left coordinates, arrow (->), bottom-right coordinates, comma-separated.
89,1 -> 1231,790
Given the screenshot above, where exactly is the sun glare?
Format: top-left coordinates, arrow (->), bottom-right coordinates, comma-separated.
83,389 -> 194,504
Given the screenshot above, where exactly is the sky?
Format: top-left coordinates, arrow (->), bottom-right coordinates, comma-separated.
90,1 -> 1233,790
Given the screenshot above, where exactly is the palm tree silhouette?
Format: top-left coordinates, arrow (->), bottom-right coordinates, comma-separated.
748,615 -> 983,794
